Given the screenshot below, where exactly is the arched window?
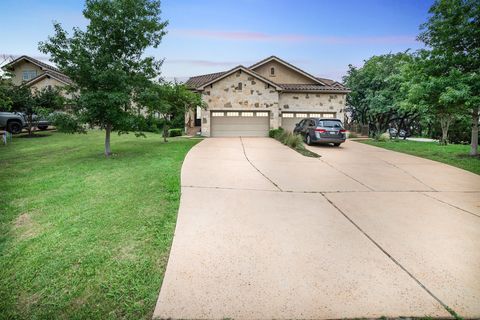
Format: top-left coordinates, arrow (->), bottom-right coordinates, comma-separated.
270,67 -> 275,75
237,82 -> 242,90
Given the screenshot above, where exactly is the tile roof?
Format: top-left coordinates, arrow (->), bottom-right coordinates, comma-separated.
3,55 -> 73,86
184,56 -> 349,93
278,83 -> 349,92
184,71 -> 226,88
24,70 -> 74,87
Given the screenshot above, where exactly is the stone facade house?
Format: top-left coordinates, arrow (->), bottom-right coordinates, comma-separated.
185,56 -> 350,137
2,55 -> 72,97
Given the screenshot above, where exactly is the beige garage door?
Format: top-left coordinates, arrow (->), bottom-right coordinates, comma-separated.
211,111 -> 270,137
281,112 -> 336,131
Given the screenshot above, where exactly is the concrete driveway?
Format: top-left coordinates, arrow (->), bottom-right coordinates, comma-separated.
154,138 -> 480,319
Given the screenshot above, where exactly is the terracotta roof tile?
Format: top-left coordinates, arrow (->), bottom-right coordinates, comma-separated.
184,71 -> 226,88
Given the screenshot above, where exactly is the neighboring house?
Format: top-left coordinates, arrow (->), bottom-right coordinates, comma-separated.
2,55 -> 73,96
185,56 -> 350,137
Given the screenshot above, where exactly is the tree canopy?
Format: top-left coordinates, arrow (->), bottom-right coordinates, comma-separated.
39,0 -> 168,156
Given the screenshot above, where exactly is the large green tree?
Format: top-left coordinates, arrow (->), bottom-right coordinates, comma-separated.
39,0 -> 168,156
418,0 -> 480,154
343,52 -> 418,137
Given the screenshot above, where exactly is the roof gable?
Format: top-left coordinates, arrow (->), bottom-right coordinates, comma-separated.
197,66 -> 282,91
249,56 -> 327,86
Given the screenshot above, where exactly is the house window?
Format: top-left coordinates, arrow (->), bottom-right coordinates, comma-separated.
212,112 -> 224,117
309,113 -> 321,118
322,113 -> 335,118
237,82 -> 242,90
270,67 -> 275,76
256,112 -> 268,117
22,70 -> 37,81
296,113 -> 308,118
282,113 -> 294,118
241,112 -> 254,117
226,112 -> 239,117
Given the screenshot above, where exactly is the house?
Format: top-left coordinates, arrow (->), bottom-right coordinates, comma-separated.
185,56 -> 350,137
2,55 -> 72,96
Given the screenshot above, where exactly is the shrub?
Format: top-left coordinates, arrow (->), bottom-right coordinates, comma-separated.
269,127 -> 284,138
168,128 -> 182,137
376,132 -> 390,142
285,133 -> 302,149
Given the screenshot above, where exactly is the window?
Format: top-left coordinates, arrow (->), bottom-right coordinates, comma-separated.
319,120 -> 342,128
237,82 -> 242,90
256,112 -> 268,117
282,113 -> 294,118
196,106 -> 202,120
22,70 -> 37,81
241,112 -> 254,117
296,113 -> 307,118
270,67 -> 275,76
321,113 -> 335,118
212,112 -> 224,117
226,112 -> 239,117
309,113 -> 321,118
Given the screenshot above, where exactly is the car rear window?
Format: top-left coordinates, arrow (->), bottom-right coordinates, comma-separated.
319,120 -> 342,128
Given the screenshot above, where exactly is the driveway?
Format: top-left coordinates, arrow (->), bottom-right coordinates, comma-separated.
154,138 -> 480,319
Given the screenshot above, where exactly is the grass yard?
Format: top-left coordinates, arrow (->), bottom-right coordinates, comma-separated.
360,139 -> 480,175
0,130 -> 200,319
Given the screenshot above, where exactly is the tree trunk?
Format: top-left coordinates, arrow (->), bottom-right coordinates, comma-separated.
469,106 -> 479,156
27,114 -> 34,136
163,123 -> 168,143
439,117 -> 451,146
105,124 -> 112,157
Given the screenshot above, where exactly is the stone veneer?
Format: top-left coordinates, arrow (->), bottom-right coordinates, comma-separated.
200,70 -> 279,137
198,70 -> 346,136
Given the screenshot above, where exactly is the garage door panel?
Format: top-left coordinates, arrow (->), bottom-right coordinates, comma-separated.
211,112 -> 269,137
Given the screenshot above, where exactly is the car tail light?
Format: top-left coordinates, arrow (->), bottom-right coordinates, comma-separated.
315,128 -> 327,133
339,129 -> 347,133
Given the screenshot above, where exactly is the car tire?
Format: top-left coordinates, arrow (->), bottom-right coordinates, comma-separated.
7,121 -> 22,134
306,134 -> 312,146
37,126 -> 48,131
333,143 -> 341,147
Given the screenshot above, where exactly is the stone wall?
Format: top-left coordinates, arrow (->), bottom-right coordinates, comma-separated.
200,70 -> 280,136
279,92 -> 346,121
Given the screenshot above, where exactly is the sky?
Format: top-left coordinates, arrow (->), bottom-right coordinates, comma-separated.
0,0 -> 434,82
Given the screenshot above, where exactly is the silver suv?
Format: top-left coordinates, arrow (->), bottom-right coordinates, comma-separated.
293,118 -> 346,146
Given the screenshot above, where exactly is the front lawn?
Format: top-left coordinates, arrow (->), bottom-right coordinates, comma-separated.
0,130 -> 200,319
360,139 -> 480,175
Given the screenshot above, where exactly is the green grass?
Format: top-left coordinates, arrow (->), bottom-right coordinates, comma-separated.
0,130 -> 200,319
360,139 -> 480,175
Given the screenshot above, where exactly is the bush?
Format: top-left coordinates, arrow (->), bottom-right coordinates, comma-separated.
269,127 -> 284,138
168,128 -> 182,137
376,132 -> 390,142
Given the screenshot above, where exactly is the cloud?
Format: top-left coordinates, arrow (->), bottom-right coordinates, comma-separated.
171,29 -> 418,45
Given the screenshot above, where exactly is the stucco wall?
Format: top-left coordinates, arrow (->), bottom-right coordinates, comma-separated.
200,70 -> 280,136
29,77 -> 72,99
10,61 -> 43,85
279,92 -> 346,118
252,60 -> 317,84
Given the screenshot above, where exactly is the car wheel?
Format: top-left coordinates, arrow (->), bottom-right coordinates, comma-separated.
7,121 -> 22,134
37,126 -> 48,131
333,143 -> 341,147
306,134 -> 312,146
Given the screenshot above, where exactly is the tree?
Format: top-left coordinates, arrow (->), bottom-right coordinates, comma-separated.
343,52 -> 417,138
139,82 -> 204,142
7,86 -> 65,136
0,74 -> 14,111
419,0 -> 480,154
39,0 -> 168,157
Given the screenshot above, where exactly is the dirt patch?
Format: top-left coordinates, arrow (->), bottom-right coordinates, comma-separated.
14,213 -> 41,240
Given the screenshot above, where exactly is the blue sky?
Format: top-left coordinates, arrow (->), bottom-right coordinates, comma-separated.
0,0 -> 433,81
